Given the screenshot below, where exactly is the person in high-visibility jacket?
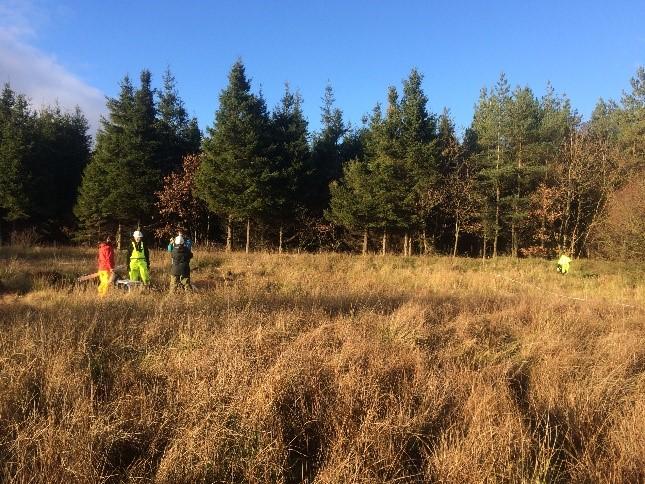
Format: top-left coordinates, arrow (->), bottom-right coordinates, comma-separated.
97,236 -> 115,296
557,253 -> 572,274
127,230 -> 150,284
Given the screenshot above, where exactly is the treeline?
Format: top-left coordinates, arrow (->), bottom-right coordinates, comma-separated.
1,61 -> 643,258
0,85 -> 91,241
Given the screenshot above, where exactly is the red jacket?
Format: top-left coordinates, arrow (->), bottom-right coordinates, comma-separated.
98,242 -> 115,271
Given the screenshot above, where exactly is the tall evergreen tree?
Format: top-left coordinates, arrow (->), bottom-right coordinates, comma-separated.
507,85 -> 542,256
308,83 -> 347,216
195,59 -> 272,252
327,159 -> 378,254
268,84 -> 310,251
156,68 -> 201,174
0,84 -> 35,233
75,71 -> 162,241
471,73 -> 512,257
32,105 -> 91,234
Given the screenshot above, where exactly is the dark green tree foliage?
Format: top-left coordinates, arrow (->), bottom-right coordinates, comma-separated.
308,83 -> 348,216
75,72 -> 162,238
471,74 -> 512,256
32,106 -> 91,233
195,60 -> 272,248
618,66 -> 645,172
0,84 -> 91,241
267,84 -> 310,244
327,159 -> 377,248
157,68 -> 201,175
506,86 -> 542,256
0,84 -> 35,225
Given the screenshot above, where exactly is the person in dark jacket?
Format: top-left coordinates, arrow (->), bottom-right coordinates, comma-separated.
170,235 -> 193,291
127,230 -> 151,285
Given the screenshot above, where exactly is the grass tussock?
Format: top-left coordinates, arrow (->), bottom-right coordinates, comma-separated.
0,247 -> 643,483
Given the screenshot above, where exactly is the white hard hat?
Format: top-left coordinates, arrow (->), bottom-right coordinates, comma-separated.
174,235 -> 185,245
133,230 -> 143,238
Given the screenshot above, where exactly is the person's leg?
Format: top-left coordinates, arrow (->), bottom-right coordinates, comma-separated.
98,270 -> 109,296
169,274 -> 179,291
129,260 -> 140,281
139,261 -> 150,284
180,275 -> 191,290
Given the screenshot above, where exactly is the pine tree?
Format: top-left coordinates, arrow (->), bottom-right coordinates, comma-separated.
327,159 -> 378,254
75,71 -> 162,241
195,59 -> 271,252
156,68 -> 201,175
268,84 -> 310,252
472,73 -> 512,257
32,105 -> 91,235
399,69 -> 438,253
507,85 -> 542,256
0,84 -> 35,232
309,83 -> 347,216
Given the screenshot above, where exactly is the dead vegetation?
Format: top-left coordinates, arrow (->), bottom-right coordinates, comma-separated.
0,248 -> 643,483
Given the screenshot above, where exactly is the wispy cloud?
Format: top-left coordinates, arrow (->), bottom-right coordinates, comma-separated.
0,0 -> 105,134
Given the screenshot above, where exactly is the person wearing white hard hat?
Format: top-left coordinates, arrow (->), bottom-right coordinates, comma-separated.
169,234 -> 193,291
126,230 -> 150,285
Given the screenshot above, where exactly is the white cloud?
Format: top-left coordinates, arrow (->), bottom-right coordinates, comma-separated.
0,1 -> 105,135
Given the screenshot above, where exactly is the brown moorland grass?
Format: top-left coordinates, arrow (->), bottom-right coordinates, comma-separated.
0,246 -> 643,483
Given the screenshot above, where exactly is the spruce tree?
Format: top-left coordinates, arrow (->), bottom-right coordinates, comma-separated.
472,73 -> 512,257
75,71 -> 162,241
195,59 -> 271,252
268,84 -> 310,251
0,84 -> 35,231
309,83 -> 347,216
507,85 -> 542,256
157,68 -> 201,175
32,105 -> 91,234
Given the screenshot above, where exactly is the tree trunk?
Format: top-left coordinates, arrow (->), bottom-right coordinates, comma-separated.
453,219 -> 460,258
226,215 -> 232,252
279,226 -> 283,254
382,230 -> 387,256
422,229 -> 428,255
512,141 -> 522,258
117,223 -> 122,251
482,232 -> 487,260
206,214 -> 211,247
403,233 -> 409,256
362,229 -> 368,255
245,218 -> 250,254
408,234 -> 412,256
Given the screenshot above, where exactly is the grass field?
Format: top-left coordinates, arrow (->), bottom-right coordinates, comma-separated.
1,247 -> 644,483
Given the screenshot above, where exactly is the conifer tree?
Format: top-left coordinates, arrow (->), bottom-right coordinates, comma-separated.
327,159 -> 378,254
157,68 -> 201,175
507,86 -> 542,256
75,71 -> 162,240
0,84 -> 35,230
32,105 -> 91,234
268,84 -> 310,252
309,83 -> 347,216
471,73 -> 512,257
195,60 -> 272,252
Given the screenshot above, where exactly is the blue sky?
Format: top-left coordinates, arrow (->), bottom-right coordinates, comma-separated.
1,0 -> 643,137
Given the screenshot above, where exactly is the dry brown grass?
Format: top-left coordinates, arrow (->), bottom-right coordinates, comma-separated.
1,247 -> 643,483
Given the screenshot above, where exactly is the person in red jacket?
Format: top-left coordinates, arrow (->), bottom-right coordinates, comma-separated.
97,236 -> 115,296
